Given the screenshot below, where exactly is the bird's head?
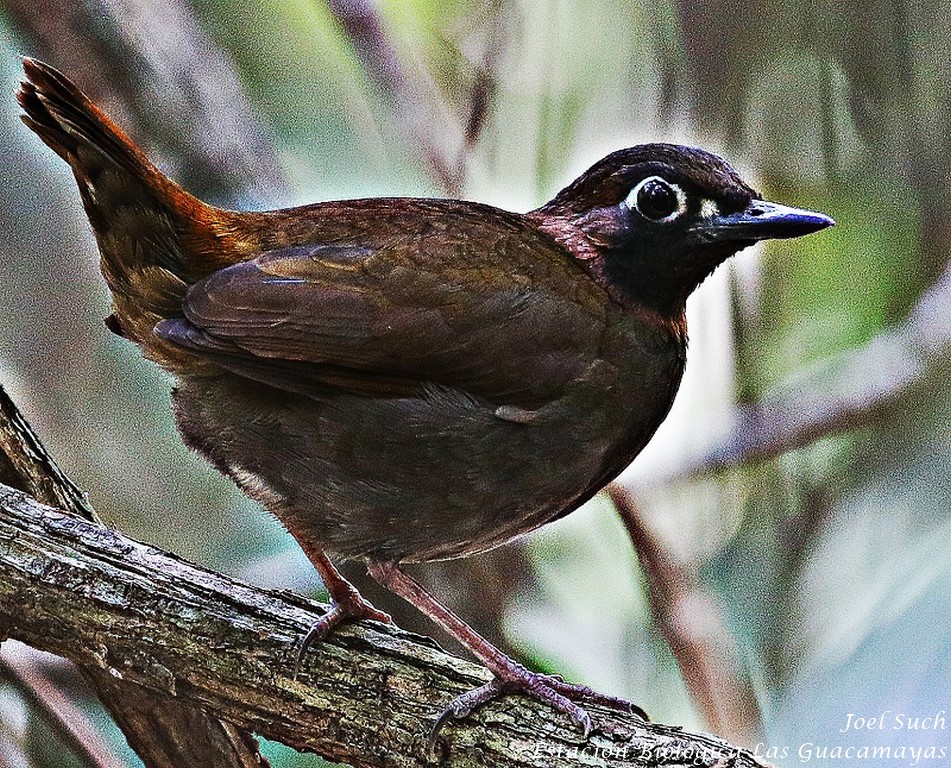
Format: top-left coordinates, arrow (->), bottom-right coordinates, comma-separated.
530,143 -> 834,315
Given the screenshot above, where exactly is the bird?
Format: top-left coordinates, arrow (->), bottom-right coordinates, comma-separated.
17,58 -> 833,736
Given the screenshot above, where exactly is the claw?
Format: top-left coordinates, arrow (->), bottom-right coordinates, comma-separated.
427,665 -> 613,752
294,600 -> 392,677
545,676 -> 650,721
428,679 -> 504,753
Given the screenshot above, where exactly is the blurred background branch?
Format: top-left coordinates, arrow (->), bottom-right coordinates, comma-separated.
0,643 -> 125,768
3,0 -> 287,207
326,0 -> 463,191
607,485 -> 762,747
637,258 -> 951,487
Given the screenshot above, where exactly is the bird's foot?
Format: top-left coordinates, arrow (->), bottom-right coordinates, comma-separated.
294,592 -> 392,675
429,662 -> 648,749
543,673 -> 649,719
366,561 -> 648,748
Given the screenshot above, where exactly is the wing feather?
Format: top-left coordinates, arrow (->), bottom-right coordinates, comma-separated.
157,231 -> 606,407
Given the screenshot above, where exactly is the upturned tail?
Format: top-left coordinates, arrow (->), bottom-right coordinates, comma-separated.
16,58 -> 252,366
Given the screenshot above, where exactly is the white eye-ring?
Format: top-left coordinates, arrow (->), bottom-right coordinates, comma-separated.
624,176 -> 687,222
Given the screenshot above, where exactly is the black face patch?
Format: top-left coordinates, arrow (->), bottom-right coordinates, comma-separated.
533,144 -> 763,315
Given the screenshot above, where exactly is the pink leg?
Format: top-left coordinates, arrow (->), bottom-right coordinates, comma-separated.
367,560 -> 647,741
296,550 -> 392,671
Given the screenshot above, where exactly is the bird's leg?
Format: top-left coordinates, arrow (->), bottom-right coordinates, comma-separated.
296,550 -> 392,671
367,560 -> 647,742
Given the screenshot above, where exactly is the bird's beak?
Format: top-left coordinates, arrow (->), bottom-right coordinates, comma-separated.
691,200 -> 835,243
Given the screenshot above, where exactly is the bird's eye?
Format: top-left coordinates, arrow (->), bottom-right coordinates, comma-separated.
626,176 -> 685,222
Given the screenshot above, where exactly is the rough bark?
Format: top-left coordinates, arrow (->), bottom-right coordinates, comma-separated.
0,482 -> 770,768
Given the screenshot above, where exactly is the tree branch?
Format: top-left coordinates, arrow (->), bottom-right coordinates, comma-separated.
0,387 -> 97,524
0,385 -> 267,768
0,483 -> 772,768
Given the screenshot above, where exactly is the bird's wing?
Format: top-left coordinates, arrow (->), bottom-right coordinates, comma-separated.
156,238 -> 608,407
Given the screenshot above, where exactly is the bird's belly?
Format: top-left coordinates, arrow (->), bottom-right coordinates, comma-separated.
172,360 -> 679,563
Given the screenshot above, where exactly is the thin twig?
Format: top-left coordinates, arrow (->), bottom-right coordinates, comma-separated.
0,644 -> 125,768
607,485 -> 763,747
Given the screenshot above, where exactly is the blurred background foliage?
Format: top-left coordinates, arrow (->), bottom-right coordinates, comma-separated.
0,1 -> 948,766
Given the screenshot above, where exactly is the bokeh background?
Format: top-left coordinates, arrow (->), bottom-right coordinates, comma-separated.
0,1 -> 949,766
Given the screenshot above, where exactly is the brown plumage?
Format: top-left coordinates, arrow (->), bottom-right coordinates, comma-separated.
17,58 -> 833,736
